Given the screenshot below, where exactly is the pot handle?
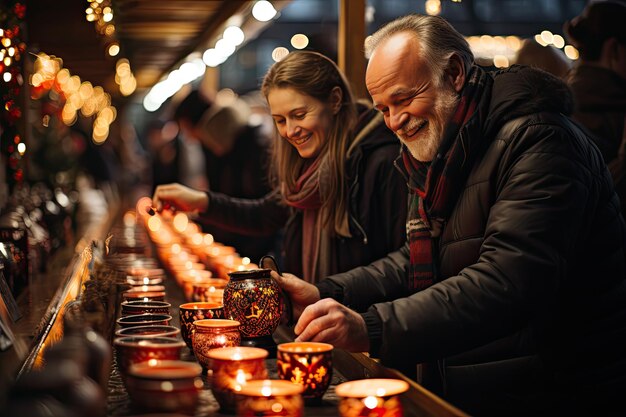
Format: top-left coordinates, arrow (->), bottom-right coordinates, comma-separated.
259,255 -> 294,327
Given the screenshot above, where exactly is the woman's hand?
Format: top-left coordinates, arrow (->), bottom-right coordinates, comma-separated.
271,271 -> 320,323
152,183 -> 209,213
294,298 -> 370,352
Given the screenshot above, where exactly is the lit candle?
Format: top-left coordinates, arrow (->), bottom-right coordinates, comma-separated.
206,346 -> 268,413
335,379 -> 409,417
237,379 -> 304,417
277,342 -> 333,401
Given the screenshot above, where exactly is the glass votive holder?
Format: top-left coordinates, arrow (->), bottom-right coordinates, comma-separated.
121,300 -> 171,317
237,379 -> 304,417
179,302 -> 225,349
122,290 -> 166,302
115,324 -> 181,339
277,342 -> 333,401
192,319 -> 241,370
126,275 -> 164,286
113,336 -> 186,374
116,313 -> 172,329
335,378 -> 410,417
206,346 -> 269,413
191,279 -> 228,302
125,359 -> 203,414
126,267 -> 166,277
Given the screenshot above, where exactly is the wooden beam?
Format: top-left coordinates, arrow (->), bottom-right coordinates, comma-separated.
338,0 -> 367,100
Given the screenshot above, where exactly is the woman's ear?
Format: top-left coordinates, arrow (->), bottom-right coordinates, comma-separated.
445,53 -> 466,93
329,86 -> 343,115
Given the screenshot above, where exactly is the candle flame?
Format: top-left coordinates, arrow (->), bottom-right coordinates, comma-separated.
363,396 -> 379,409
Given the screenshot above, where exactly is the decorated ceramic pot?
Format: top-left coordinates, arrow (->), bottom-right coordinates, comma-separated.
223,269 -> 283,341
191,319 -> 241,370
178,302 -> 225,348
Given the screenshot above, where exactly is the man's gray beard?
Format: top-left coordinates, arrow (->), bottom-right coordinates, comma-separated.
403,87 -> 460,162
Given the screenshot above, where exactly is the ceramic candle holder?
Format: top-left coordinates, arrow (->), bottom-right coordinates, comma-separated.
113,336 -> 186,374
335,378 -> 410,417
190,278 -> 228,302
206,346 -> 269,413
126,276 -> 164,286
223,269 -> 283,354
277,342 -> 333,401
115,324 -> 181,339
125,360 -> 203,414
122,290 -> 166,302
126,267 -> 165,277
191,319 -> 241,370
121,300 -> 171,316
178,302 -> 225,348
237,379 -> 304,417
116,313 -> 172,328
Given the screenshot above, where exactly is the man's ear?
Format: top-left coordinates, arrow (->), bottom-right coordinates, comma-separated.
329,86 -> 343,115
445,53 -> 466,92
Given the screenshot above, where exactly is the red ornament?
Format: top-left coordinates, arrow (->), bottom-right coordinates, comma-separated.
14,3 -> 26,19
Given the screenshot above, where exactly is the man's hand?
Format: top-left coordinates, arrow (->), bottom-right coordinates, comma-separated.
294,298 -> 370,352
271,271 -> 320,323
152,183 -> 209,213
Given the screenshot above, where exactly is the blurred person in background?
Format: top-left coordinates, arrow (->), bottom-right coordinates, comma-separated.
153,51 -> 407,282
564,0 -> 626,163
145,119 -> 183,192
168,88 -> 276,261
514,38 -> 572,79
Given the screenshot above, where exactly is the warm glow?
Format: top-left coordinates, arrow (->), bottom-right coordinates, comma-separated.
17,143 -> 26,155
425,0 -> 441,15
363,396 -> 379,409
271,47 -> 289,62
204,234 -> 214,245
173,212 -> 189,232
148,215 -> 162,232
2,37 -> 11,47
192,233 -> 203,245
290,34 -> 309,49
552,34 -> 565,49
223,26 -> 245,46
252,0 -> 277,22
493,55 -> 509,68
3,72 -> 11,82
564,45 -> 579,60
534,34 -> 549,47
107,43 -> 120,57
540,30 -> 553,45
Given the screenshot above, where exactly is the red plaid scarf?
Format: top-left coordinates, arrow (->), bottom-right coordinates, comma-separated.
402,66 -> 491,291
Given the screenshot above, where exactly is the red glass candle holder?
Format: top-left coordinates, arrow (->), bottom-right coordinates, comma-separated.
237,379 -> 304,417
115,325 -> 180,339
191,279 -> 228,303
178,302 -> 225,349
121,300 -> 171,316
206,346 -> 268,413
116,313 -> 172,328
113,336 -> 185,374
125,359 -> 203,414
277,342 -> 333,401
335,378 -> 410,417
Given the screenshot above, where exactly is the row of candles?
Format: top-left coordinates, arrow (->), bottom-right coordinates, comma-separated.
109,201 -> 410,416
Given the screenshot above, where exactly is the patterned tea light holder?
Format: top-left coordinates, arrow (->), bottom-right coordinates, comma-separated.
237,379 -> 304,417
179,302 -> 225,349
277,342 -> 333,402
191,319 -> 241,371
335,378 -> 409,417
223,269 -> 283,357
206,346 -> 269,413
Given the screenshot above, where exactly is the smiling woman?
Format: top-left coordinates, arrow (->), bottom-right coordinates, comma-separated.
153,50 -> 407,284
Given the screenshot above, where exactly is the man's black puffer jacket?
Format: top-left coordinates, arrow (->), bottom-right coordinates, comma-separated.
317,66 -> 626,417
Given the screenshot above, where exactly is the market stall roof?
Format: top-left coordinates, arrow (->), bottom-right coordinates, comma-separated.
26,0 -> 289,97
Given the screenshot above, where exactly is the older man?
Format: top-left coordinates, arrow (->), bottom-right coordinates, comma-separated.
275,14 -> 626,417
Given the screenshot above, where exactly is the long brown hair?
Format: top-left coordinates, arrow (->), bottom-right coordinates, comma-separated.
261,51 -> 358,234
